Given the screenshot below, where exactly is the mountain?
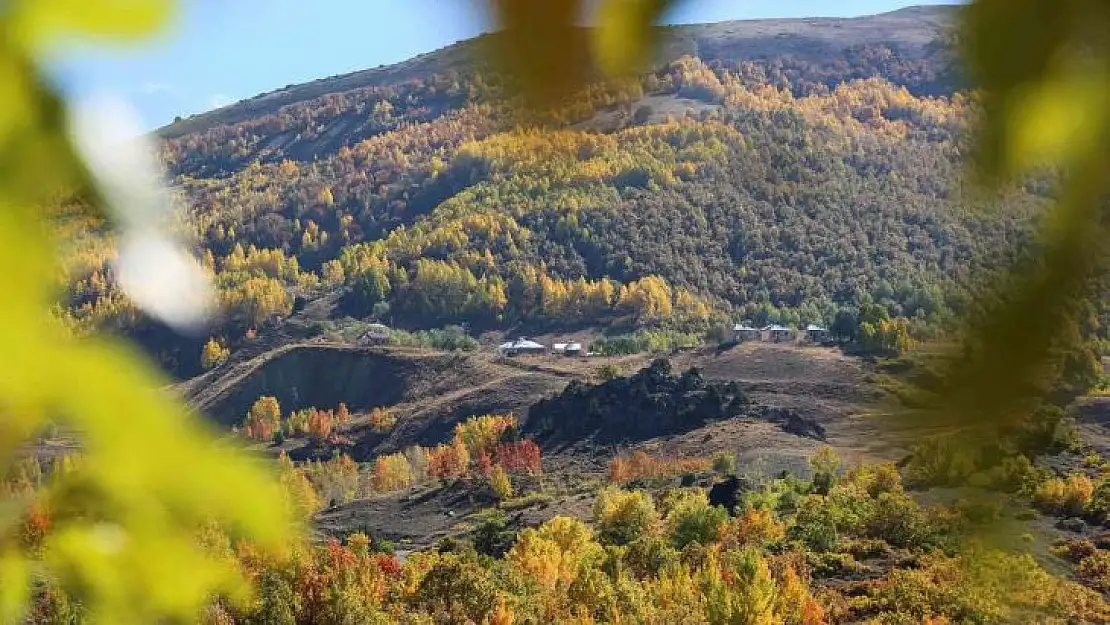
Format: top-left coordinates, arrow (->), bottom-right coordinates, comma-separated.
158,5 -> 956,139
63,5 -> 1046,379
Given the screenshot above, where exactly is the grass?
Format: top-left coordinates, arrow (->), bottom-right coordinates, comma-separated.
500,492 -> 553,512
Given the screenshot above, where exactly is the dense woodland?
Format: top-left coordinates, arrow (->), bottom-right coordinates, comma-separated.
48,39 -> 1067,379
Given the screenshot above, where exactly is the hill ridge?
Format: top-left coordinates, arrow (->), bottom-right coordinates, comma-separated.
157,4 -> 956,139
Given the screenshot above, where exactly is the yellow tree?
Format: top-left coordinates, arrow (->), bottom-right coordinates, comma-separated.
245,396 -> 282,442
200,337 -> 230,370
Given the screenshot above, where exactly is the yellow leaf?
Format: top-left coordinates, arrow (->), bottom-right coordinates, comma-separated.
11,0 -> 175,46
1005,64 -> 1110,174
0,551 -> 29,624
594,0 -> 670,78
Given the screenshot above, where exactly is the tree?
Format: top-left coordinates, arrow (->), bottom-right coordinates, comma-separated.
372,453 -> 414,492
488,465 -> 513,500
595,488 -> 658,546
830,309 -> 858,343
245,396 -> 283,442
666,491 -> 728,549
335,402 -> 352,425
369,407 -> 396,433
307,409 -> 334,442
200,337 -> 230,370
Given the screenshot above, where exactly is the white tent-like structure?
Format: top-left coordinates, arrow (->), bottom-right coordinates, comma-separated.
497,338 -> 547,356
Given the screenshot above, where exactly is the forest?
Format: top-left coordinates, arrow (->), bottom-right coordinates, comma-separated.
50,40 -> 1064,379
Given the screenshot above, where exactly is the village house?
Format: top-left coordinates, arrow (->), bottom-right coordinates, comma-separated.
497,338 -> 547,357
552,342 -> 584,357
358,322 -> 391,346
732,323 -> 762,342
806,324 -> 829,343
763,324 -> 796,343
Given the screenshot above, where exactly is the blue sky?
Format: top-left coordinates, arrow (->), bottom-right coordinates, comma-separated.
47,0 -> 956,130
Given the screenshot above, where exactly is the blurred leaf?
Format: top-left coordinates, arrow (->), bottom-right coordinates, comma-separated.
1004,60 -> 1110,174
961,0 -> 1110,179
594,0 -> 672,77
0,551 -> 29,623
10,0 -> 175,47
0,0 -> 296,622
486,0 -> 590,107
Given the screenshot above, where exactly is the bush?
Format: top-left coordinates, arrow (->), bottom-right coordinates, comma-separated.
864,492 -> 929,548
1088,479 -> 1110,524
790,495 -> 839,552
488,465 -> 513,500
1077,551 -> 1110,592
472,510 -> 514,557
595,488 -> 659,546
1034,474 -> 1094,516
809,446 -> 841,495
666,491 -> 728,549
712,452 -> 737,476
369,407 -> 396,433
624,534 -> 680,578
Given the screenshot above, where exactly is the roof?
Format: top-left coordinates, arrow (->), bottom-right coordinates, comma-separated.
566,343 -> 583,350
365,323 -> 390,331
552,343 -> 569,350
806,324 -> 827,332
499,339 -> 546,350
733,324 -> 759,331
765,324 -> 793,332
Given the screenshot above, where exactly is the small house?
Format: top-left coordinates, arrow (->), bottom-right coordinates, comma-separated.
565,343 -> 583,356
805,324 -> 828,343
552,343 -> 569,355
733,323 -> 762,342
763,324 -> 796,343
358,323 -> 391,346
498,338 -> 547,357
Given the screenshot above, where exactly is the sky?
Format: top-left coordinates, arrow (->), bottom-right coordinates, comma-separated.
46,0 -> 957,130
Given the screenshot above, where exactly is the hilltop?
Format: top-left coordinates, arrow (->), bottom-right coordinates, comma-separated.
158,5 -> 956,139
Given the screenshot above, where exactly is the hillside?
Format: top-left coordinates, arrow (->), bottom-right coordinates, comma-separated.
157,6 -> 955,139
59,4 -> 1051,383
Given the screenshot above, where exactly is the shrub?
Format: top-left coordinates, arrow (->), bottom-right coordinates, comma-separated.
844,462 -> 903,497
472,510 -> 514,558
790,495 -> 839,552
624,534 -> 680,578
712,451 -> 737,476
594,488 -> 658,546
488,465 -> 513,500
455,415 -> 516,457
864,492 -> 929,548
428,440 -> 470,481
334,402 -> 351,425
372,453 -> 414,492
495,440 -> 542,475
666,490 -> 728,549
902,437 -> 981,488
1078,552 -> 1110,591
369,407 -> 396,433
307,409 -> 334,442
596,363 -> 621,382
306,454 -> 361,507
809,446 -> 841,495
609,451 -> 712,484
721,508 -> 785,549
245,396 -> 282,442
200,337 -> 230,370
1034,474 -> 1094,516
